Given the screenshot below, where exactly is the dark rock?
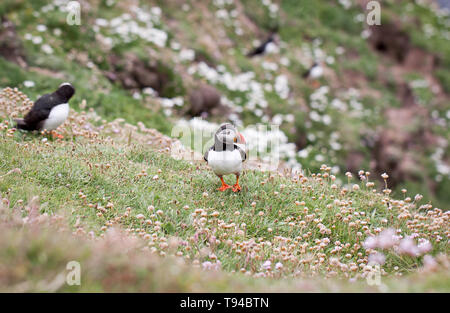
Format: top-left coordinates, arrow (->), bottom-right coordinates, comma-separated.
346,151 -> 366,174
369,23 -> 410,63
105,53 -> 171,95
188,84 -> 223,116
0,17 -> 26,66
371,104 -> 434,188
404,47 -> 437,73
294,131 -> 307,150
396,83 -> 416,108
194,50 -> 216,68
369,23 -> 437,74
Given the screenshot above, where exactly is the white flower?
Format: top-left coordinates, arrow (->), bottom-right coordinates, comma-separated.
335,46 -> 345,55
361,29 -> 372,39
262,61 -> 278,72
326,56 -> 335,64
151,7 -> 162,16
36,24 -> 47,32
32,36 -> 43,44
274,75 -> 289,99
216,9 -> 229,19
41,44 -> 54,54
322,114 -> 331,125
280,57 -> 290,66
179,49 -> 195,62
23,80 -> 35,88
95,18 -> 109,27
298,149 -> 309,158
170,41 -> 181,50
338,0 -> 352,9
269,3 -> 278,13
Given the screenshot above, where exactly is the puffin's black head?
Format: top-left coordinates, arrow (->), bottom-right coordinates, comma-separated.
215,123 -> 237,145
214,123 -> 245,146
56,83 -> 75,102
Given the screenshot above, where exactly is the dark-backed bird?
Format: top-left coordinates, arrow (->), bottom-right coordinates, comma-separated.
15,83 -> 75,137
204,123 -> 247,192
302,62 -> 324,80
246,33 -> 276,57
302,62 -> 324,88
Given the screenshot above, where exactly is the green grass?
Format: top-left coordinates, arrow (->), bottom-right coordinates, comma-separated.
0,89 -> 449,291
1,0 -> 449,208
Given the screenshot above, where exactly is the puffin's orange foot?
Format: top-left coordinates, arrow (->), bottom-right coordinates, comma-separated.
50,131 -> 64,139
232,184 -> 242,192
218,184 -> 232,192
311,80 -> 320,89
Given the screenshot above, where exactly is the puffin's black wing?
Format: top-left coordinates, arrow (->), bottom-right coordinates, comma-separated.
22,93 -> 61,130
247,45 -> 265,57
302,67 -> 311,79
235,145 -> 247,162
247,36 -> 274,57
204,145 -> 214,162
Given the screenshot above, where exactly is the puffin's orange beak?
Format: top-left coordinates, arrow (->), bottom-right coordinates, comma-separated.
238,132 -> 246,144
234,132 -> 245,144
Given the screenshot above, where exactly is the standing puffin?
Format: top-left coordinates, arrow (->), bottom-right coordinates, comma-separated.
204,123 -> 246,192
15,82 -> 75,137
302,62 -> 324,88
246,33 -> 277,57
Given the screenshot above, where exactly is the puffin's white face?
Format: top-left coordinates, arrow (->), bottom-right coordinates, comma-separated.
59,82 -> 72,88
216,128 -> 238,145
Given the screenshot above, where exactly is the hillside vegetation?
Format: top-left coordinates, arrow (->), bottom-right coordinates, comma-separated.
0,87 -> 449,292
1,0 -> 449,206
0,0 -> 449,292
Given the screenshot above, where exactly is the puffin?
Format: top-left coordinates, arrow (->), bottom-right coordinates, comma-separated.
204,123 -> 246,192
302,62 -> 324,88
15,83 -> 75,137
246,33 -> 277,57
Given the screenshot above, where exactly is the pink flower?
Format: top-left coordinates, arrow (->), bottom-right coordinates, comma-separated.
377,228 -> 398,249
202,261 -> 212,270
262,260 -> 271,270
368,252 -> 386,265
417,239 -> 432,254
275,262 -> 283,270
423,255 -> 438,271
363,236 -> 378,249
202,261 -> 221,271
398,237 -> 420,257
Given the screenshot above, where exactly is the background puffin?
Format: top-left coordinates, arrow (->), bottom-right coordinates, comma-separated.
204,123 -> 246,192
246,32 -> 277,57
15,82 -> 75,137
302,61 -> 324,88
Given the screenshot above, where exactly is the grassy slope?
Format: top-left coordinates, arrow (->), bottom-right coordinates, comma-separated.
0,88 -> 448,292
1,0 -> 449,208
